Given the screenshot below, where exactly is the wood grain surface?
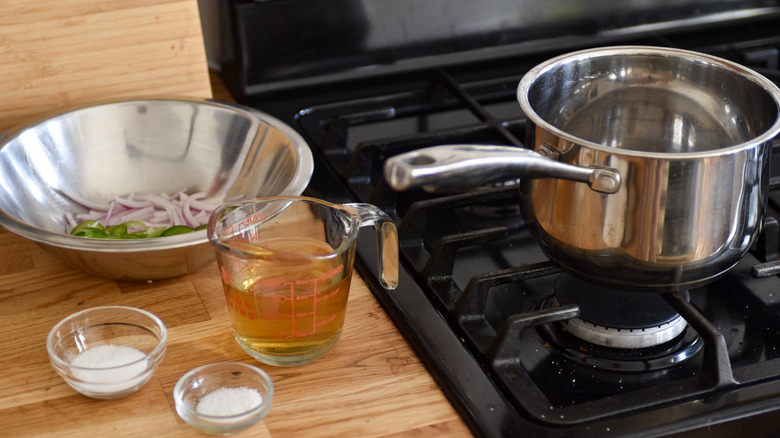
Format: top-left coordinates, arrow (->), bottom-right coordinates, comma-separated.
0,2 -> 471,436
0,235 -> 469,436
0,0 -> 212,133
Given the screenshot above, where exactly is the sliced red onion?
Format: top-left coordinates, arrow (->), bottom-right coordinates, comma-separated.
113,196 -> 152,209
60,190 -> 112,212
64,212 -> 78,229
182,193 -> 206,227
189,195 -> 229,211
64,190 -> 229,234
116,205 -> 155,223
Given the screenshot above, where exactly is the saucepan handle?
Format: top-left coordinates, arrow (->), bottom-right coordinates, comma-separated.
384,144 -> 621,194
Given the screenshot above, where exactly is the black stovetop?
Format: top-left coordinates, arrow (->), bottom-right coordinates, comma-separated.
223,7 -> 780,437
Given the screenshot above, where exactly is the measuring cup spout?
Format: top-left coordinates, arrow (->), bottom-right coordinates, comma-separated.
345,203 -> 399,290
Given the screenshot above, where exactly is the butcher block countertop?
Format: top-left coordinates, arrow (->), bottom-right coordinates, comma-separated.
0,229 -> 470,437
0,1 -> 472,436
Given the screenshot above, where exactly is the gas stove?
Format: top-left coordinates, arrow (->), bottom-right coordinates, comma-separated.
214,2 -> 780,436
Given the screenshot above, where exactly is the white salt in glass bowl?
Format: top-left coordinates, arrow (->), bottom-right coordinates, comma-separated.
46,306 -> 167,399
174,362 -> 274,435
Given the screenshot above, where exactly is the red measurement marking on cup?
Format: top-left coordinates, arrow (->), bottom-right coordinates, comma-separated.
271,269 -> 344,339
223,286 -> 258,320
289,281 -> 296,337
310,278 -> 317,336
315,313 -> 337,327
286,277 -> 321,338
219,211 -> 267,240
246,263 -> 346,340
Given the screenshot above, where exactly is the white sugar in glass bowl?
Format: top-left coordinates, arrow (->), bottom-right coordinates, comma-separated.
46,306 -> 167,399
174,362 -> 274,435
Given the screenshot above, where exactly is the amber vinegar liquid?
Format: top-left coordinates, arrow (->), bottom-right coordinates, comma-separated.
216,236 -> 352,365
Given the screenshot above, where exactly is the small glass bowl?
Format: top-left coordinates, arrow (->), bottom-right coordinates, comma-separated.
46,306 -> 167,399
174,362 -> 274,436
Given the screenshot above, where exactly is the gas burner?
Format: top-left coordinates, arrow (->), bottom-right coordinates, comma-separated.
532,274 -> 705,372
280,10 -> 780,432
455,201 -> 524,232
553,274 -> 688,349
560,313 -> 688,349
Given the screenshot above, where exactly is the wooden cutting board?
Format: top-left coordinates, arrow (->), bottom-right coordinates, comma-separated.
0,0 -> 212,133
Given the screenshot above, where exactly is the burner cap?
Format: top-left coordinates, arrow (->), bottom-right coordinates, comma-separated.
554,274 -> 687,348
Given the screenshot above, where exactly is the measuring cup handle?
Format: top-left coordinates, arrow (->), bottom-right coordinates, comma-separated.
345,203 -> 399,290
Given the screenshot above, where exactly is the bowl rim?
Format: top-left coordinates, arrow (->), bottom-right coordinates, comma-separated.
0,97 -> 313,253
174,361 -> 274,425
46,305 -> 168,371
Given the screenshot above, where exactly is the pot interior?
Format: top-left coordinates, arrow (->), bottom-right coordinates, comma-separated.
523,49 -> 780,153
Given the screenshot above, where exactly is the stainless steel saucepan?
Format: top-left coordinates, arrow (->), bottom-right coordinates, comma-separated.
384,46 -> 780,292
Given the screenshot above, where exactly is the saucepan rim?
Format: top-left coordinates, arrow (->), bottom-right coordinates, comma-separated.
516,45 -> 780,159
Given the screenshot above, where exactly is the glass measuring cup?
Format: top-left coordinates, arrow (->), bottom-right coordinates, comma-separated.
207,196 -> 398,367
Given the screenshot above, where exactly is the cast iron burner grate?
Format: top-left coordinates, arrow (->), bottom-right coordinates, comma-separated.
293,29 -> 780,438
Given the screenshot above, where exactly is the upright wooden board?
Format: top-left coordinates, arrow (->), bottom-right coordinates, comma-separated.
0,0 -> 212,133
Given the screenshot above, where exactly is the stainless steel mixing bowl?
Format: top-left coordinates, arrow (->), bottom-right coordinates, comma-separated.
0,98 -> 313,280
